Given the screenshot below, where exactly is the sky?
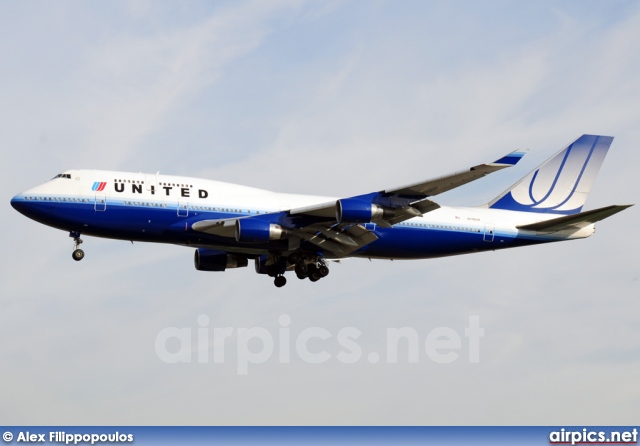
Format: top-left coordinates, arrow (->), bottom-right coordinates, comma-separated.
1,0 -> 639,425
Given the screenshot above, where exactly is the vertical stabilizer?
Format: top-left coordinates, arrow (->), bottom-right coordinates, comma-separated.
488,135 -> 613,215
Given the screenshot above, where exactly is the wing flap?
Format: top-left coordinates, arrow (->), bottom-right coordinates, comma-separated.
381,198 -> 441,227
294,223 -> 378,257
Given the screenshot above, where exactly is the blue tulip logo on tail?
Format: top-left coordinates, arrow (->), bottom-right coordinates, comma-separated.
489,135 -> 614,215
92,181 -> 107,192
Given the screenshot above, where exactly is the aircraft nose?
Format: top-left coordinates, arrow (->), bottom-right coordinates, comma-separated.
10,194 -> 24,213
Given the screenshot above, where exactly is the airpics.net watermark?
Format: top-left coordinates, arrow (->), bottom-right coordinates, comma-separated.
155,315 -> 484,375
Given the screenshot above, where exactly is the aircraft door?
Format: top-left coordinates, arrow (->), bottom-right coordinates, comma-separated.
95,193 -> 106,211
483,224 -> 494,242
145,173 -> 157,192
178,199 -> 189,217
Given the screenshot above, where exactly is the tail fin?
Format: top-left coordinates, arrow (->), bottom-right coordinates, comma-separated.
488,134 -> 614,215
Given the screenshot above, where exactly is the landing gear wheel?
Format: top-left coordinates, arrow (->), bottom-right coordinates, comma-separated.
318,265 -> 329,277
267,266 -> 279,278
274,276 -> 287,288
295,262 -> 308,276
288,252 -> 302,264
72,249 -> 85,261
70,232 -> 84,261
296,272 -> 307,280
307,264 -> 321,282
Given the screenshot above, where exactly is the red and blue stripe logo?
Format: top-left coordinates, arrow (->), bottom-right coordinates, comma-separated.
92,181 -> 107,192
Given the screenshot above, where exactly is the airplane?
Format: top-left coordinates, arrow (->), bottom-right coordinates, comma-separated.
10,134 -> 632,288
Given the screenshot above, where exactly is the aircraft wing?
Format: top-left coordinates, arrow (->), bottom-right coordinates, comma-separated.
289,148 -> 525,227
385,149 -> 527,197
192,215 -> 378,257
192,149 -> 526,257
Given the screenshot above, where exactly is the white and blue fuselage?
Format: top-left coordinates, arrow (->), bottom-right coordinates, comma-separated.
10,135 -> 631,287
10,170 -> 593,258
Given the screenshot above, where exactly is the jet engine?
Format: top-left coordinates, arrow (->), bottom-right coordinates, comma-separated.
194,249 -> 248,272
336,198 -> 392,223
235,219 -> 286,243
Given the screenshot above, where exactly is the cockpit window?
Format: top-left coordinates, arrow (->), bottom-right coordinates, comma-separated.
52,174 -> 72,179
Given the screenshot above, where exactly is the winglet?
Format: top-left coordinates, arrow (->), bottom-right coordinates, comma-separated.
490,149 -> 527,167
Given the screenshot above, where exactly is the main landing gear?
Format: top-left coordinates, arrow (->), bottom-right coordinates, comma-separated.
70,231 -> 84,261
295,262 -> 329,281
290,252 -> 329,284
262,252 -> 331,288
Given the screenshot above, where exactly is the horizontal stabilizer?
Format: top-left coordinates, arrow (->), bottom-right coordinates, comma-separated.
516,204 -> 632,232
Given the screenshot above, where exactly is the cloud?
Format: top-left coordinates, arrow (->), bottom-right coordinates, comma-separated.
75,0 -> 303,168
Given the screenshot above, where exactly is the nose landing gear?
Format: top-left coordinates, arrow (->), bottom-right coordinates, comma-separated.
70,231 -> 84,261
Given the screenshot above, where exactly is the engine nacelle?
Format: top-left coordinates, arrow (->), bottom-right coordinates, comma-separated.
336,198 -> 391,223
235,219 -> 285,243
194,249 -> 248,272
